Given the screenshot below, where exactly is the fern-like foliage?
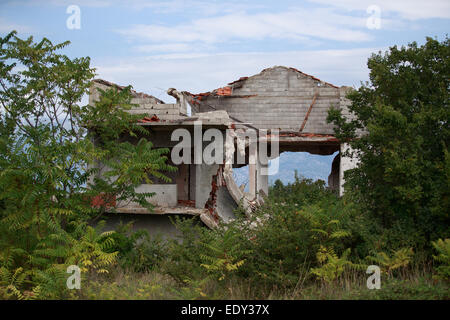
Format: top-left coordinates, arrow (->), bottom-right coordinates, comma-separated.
432,238 -> 450,280
199,227 -> 252,281
367,248 -> 413,276
0,31 -> 173,299
310,246 -> 354,284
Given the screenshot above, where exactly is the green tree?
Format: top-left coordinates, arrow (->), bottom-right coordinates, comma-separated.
0,31 -> 173,298
327,37 -> 450,252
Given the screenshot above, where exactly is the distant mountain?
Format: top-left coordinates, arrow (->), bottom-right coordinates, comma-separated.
233,151 -> 339,189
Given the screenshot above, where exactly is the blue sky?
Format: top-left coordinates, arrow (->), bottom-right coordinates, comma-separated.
1,0 -> 448,102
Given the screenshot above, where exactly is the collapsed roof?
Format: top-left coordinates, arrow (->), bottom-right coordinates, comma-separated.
181,66 -> 350,136
88,66 -> 354,226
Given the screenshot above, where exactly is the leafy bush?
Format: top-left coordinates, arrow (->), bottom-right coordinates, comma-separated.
122,234 -> 168,273
310,247 -> 354,284
156,177 -> 361,290
161,217 -> 211,283
65,222 -> 119,274
367,248 -> 414,277
233,177 -> 359,288
199,224 -> 252,281
0,267 -> 40,300
432,238 -> 450,280
0,221 -> 118,299
0,31 -> 173,299
327,37 -> 450,255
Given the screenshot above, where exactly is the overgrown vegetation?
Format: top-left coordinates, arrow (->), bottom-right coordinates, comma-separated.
68,177 -> 449,300
0,32 -> 448,299
0,31 -> 173,299
327,36 -> 450,254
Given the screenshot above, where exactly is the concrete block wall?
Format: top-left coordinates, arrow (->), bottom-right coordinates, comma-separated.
126,103 -> 185,121
89,80 -> 185,121
339,86 -> 355,122
194,66 -> 342,134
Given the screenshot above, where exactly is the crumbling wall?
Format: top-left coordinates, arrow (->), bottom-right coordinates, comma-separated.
186,66 -> 341,134
89,80 -> 186,121
200,164 -> 240,228
215,187 -> 238,222
185,66 -> 357,198
338,86 -> 359,196
89,79 -> 164,105
195,163 -> 220,209
88,67 -> 359,224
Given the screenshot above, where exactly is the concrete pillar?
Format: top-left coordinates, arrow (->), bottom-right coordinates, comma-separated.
339,143 -> 358,196
256,159 -> 269,199
248,142 -> 257,199
338,86 -> 359,196
195,163 -> 219,208
249,164 -> 256,199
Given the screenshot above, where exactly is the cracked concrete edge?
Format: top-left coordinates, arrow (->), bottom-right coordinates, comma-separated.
200,212 -> 219,229
223,129 -> 255,217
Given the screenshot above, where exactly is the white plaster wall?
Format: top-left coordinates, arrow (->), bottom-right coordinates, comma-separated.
339,143 -> 359,196
134,184 -> 177,207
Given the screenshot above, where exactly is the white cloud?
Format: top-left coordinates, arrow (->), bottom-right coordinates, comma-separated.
115,0 -> 449,48
3,0 -> 112,7
134,43 -> 194,53
309,0 -> 450,20
124,0 -> 261,15
118,8 -> 372,45
3,0 -> 260,13
0,18 -> 31,33
93,48 -> 377,102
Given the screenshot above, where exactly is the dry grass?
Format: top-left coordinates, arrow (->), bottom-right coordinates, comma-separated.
70,265 -> 449,300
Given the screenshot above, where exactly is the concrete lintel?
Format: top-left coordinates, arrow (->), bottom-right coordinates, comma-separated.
112,206 -> 206,215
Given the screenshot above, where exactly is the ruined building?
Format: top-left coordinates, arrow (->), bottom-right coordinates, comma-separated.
89,66 -> 357,228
